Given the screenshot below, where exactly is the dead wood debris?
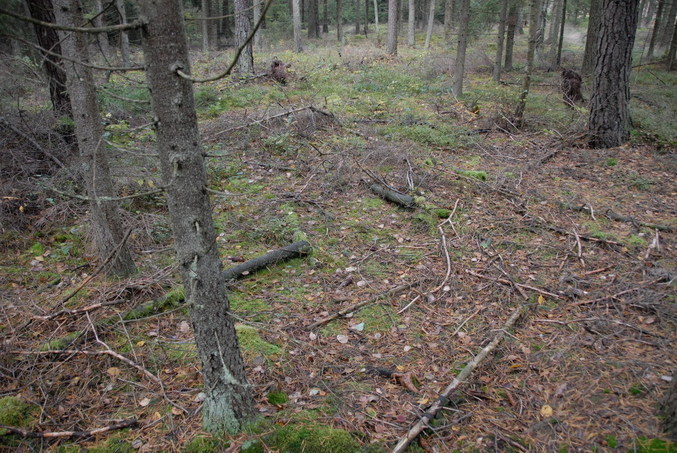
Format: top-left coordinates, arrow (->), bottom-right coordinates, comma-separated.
0,418 -> 137,439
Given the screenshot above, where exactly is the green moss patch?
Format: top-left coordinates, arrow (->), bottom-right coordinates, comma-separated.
266,424 -> 361,453
0,397 -> 37,435
124,287 -> 185,321
236,325 -> 282,359
39,331 -> 82,351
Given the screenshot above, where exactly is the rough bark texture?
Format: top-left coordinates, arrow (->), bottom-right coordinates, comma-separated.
452,0 -> 470,96
667,17 -> 677,69
424,0 -> 435,48
370,184 -> 415,208
504,1 -> 517,70
581,0 -> 602,74
658,0 -> 677,48
234,0 -> 254,73
660,370 -> 677,441
443,0 -> 453,42
493,0 -> 509,81
588,0 -> 639,148
115,0 -> 131,65
514,0 -> 540,124
53,0 -> 136,278
138,0 -> 255,434
293,0 -> 303,52
323,0 -> 329,33
253,0 -> 262,49
26,0 -> 72,117
308,0 -> 319,38
387,0 -> 398,54
223,241 -> 312,283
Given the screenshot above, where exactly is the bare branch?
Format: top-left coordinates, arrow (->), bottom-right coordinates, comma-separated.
0,7 -> 144,33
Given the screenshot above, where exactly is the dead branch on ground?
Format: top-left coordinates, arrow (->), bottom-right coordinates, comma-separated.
0,418 -> 137,439
223,240 -> 312,284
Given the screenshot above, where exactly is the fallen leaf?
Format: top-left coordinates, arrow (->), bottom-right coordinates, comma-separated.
538,295 -> 546,305
139,397 -> 151,407
107,367 -> 121,377
540,404 -> 553,417
336,334 -> 349,344
171,406 -> 183,415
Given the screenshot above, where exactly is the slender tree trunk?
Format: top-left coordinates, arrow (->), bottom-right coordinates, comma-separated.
443,0 -> 453,43
647,0 -> 664,58
548,0 -> 565,68
494,0 -> 509,81
253,0 -> 262,48
355,0 -> 361,33
658,0 -> 677,49
337,0 -> 344,42
26,0 -> 72,118
514,0 -> 540,124
424,0 -> 436,48
408,0 -> 415,45
221,0 -> 233,40
53,0 -> 137,278
452,0 -> 469,95
588,0 -> 640,148
555,0 -> 566,66
364,0 -> 369,34
208,0 -> 218,48
667,17 -> 677,69
373,0 -> 379,39
323,0 -> 329,32
92,0 -> 111,58
581,0 -> 602,74
116,0 -> 131,65
201,0 -> 210,50
138,0 -> 255,434
293,0 -> 303,51
387,0 -> 398,54
234,0 -> 254,73
504,1 -> 517,70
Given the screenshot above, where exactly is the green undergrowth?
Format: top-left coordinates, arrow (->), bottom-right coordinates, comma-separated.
236,325 -> 282,360
124,287 -> 186,321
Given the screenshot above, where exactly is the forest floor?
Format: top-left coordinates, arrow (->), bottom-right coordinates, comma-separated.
1,36 -> 676,452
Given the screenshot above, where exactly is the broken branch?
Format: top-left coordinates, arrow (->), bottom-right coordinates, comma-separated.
223,240 -> 311,284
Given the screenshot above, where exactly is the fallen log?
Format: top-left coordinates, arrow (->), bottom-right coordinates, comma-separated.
0,418 -> 137,439
391,305 -> 526,453
223,240 -> 312,283
370,184 -> 415,208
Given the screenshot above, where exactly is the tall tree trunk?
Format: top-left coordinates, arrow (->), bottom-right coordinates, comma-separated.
443,0 -> 453,43
658,0 -> 677,48
647,0 -> 664,58
116,0 -> 131,65
253,0 -> 262,48
504,1 -> 517,70
581,0 -> 602,74
293,0 -> 303,51
92,0 -> 111,58
555,0 -> 566,66
408,0 -> 415,45
323,0 -> 329,33
26,0 -> 72,118
208,0 -> 218,48
494,0 -> 509,81
53,0 -> 137,278
201,0 -> 210,50
424,0 -> 435,48
548,0 -> 565,68
514,0 -> 540,124
221,0 -> 233,40
373,0 -> 379,39
234,0 -> 254,73
138,0 -> 255,434
364,0 -> 369,34
387,0 -> 398,54
308,0 -> 319,37
452,0 -> 469,95
667,17 -> 677,69
588,0 -> 640,148
337,0 -> 344,42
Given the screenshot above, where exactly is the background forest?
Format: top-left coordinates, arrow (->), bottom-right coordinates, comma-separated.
0,0 -> 676,451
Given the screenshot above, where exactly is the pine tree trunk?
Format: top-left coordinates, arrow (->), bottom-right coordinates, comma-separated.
408,0 -> 415,45
53,0 -> 137,278
337,0 -> 344,42
588,0 -> 640,148
443,0 -> 453,42
116,0 -> 131,65
647,0 -> 664,58
92,0 -> 111,58
26,0 -> 72,118
355,0 -> 361,34
308,0 -> 319,37
323,0 -> 329,33
138,0 -> 255,434
581,0 -> 602,74
667,17 -> 677,69
494,0 -> 509,81
424,0 -> 436,48
514,0 -> 540,124
658,0 -> 677,49
373,0 -> 379,39
504,1 -> 517,70
452,0 -> 469,95
253,0 -> 262,49
387,0 -> 398,54
234,0 -> 254,73
293,0 -> 303,51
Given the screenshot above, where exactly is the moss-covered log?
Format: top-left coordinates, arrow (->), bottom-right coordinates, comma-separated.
223,240 -> 312,283
369,184 -> 415,208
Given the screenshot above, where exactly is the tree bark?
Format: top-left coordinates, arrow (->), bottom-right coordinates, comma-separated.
647,0 -> 664,58
514,0 -> 541,124
337,0 -> 344,42
355,0 -> 361,34
223,241 -> 312,283
253,0 -> 262,49
138,0 -> 255,434
26,0 -> 72,118
408,0 -> 415,46
234,0 -> 254,73
443,0 -> 453,43
504,1 -> 517,70
92,0 -> 111,58
452,0 -> 470,96
493,0 -> 509,81
115,0 -> 131,65
658,0 -> 677,49
581,0 -> 602,74
323,0 -> 329,33
53,0 -> 137,278
308,0 -> 319,37
387,0 -> 398,54
424,0 -> 436,49
667,17 -> 677,69
201,0 -> 210,51
293,0 -> 303,51
588,0 -> 640,148
661,369 -> 677,441
373,0 -> 379,39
